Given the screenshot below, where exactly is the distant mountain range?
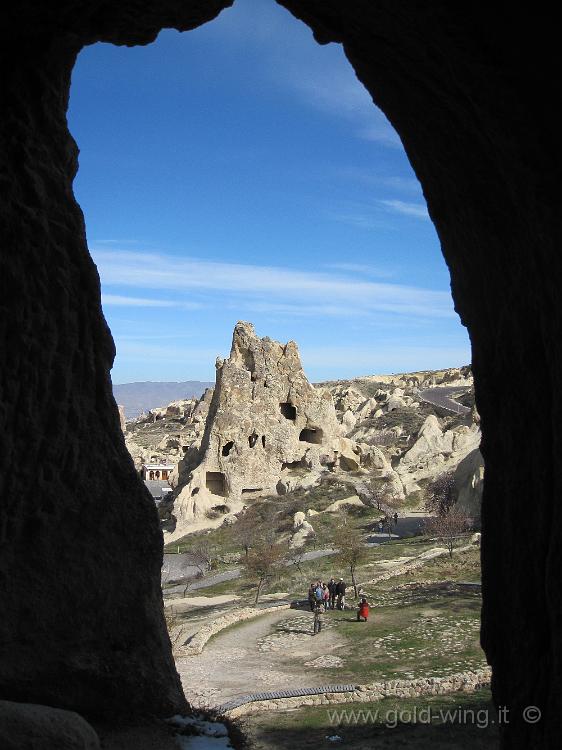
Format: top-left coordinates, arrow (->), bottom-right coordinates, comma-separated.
113,381 -> 213,420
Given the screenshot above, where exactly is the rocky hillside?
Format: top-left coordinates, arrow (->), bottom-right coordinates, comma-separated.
113,380 -> 213,419
124,326 -> 483,537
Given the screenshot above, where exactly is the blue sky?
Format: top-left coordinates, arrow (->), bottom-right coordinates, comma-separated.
68,0 -> 470,384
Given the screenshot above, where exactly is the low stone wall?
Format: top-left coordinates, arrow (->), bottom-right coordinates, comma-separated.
179,543 -> 480,657
223,667 -> 491,717
179,604 -> 291,656
360,543 -> 475,588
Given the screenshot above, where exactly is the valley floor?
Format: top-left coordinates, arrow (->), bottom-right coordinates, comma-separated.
165,524 -> 488,749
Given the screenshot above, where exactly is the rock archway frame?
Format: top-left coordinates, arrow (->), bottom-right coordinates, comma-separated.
1,2 -> 559,747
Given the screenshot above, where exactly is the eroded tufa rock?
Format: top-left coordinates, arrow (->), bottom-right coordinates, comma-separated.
167,322 -> 401,538
168,323 -> 345,535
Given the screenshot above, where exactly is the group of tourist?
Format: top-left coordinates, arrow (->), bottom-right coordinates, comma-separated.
307,578 -> 370,634
377,511 -> 399,534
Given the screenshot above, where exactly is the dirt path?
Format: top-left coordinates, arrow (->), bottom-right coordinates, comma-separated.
176,607 -> 346,709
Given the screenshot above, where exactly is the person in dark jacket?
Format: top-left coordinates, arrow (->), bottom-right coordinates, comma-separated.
308,582 -> 316,612
336,578 -> 346,610
313,601 -> 325,634
328,578 -> 337,609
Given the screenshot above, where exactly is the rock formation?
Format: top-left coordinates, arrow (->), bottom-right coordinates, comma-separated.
455,449 -> 485,516
396,415 -> 481,496
166,323 -> 401,538
124,396 -> 204,468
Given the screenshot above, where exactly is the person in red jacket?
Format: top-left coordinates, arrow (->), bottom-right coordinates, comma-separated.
357,596 -> 369,622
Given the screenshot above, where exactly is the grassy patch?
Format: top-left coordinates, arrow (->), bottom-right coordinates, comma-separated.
300,590 -> 485,685
383,547 -> 481,587
238,688 -> 498,749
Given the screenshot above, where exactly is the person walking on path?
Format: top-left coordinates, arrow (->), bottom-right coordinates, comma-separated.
336,578 -> 346,610
313,601 -> 325,634
357,596 -> 369,622
308,582 -> 316,612
393,512 -> 399,527
328,577 -> 337,609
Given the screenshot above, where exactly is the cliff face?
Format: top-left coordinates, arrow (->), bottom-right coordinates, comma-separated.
169,322 -> 400,538
0,0 -> 232,721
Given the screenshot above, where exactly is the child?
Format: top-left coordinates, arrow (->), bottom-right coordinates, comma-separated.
357,596 -> 369,622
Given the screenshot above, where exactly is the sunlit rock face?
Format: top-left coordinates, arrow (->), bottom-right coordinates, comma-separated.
1,1 -> 560,744
167,322 -> 404,539
169,322 -> 345,536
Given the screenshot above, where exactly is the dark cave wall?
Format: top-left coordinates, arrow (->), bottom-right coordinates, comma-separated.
1,1 -> 560,744
0,1 -> 233,719
276,3 -> 560,747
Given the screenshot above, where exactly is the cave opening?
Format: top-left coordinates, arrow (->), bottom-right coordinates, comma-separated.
222,440 -> 234,456
280,402 -> 297,421
299,427 -> 323,445
281,458 -> 307,471
205,471 -> 226,496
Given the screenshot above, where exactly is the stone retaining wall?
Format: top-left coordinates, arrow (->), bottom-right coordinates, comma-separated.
179,604 -> 291,656
223,667 -> 492,717
180,543 -> 480,658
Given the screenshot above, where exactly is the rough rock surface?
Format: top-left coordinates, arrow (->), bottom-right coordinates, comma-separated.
396,415 -> 481,495
0,700 -> 100,750
166,323 -> 404,538
0,0 -> 235,720
455,449 -> 485,517
124,396 -> 203,468
2,1 -> 559,744
168,322 -> 401,537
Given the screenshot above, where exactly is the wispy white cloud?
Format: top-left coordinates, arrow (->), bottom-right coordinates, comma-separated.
101,293 -> 202,309
324,262 -> 394,279
209,0 -> 400,147
93,248 -> 454,319
284,66 -> 400,147
330,212 -> 389,231
379,200 -> 429,220
334,168 -> 423,194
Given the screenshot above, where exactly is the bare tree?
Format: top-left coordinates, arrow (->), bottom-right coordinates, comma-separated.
357,478 -> 388,511
286,546 -> 307,577
424,506 -> 470,557
235,505 -> 278,557
189,540 -> 217,575
334,523 -> 368,598
236,512 -> 260,558
425,471 -> 457,516
244,542 -> 285,605
181,571 -> 203,598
